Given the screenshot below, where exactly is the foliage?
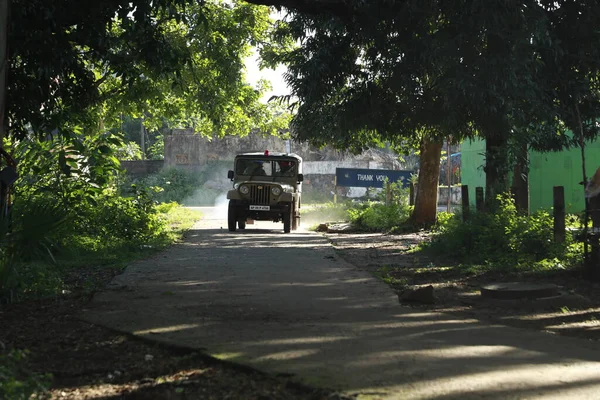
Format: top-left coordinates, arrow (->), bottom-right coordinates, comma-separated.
147,134 -> 165,160
13,133 -> 123,206
114,141 -> 144,161
0,348 -> 51,400
7,0 -> 282,142
424,193 -> 581,270
0,135 -> 200,303
347,181 -> 413,232
121,167 -> 205,205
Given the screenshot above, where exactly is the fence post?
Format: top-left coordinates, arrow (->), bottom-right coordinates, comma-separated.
553,186 -> 565,244
461,185 -> 470,221
385,182 -> 391,205
589,195 -> 600,280
409,182 -> 415,206
475,187 -> 484,212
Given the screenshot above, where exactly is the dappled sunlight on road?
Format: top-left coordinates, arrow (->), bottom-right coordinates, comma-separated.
134,323 -> 201,335
82,207 -> 600,399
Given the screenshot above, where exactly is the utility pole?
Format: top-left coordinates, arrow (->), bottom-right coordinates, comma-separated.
0,0 -> 9,143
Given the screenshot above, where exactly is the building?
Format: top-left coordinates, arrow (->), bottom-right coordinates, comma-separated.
461,137 -> 600,213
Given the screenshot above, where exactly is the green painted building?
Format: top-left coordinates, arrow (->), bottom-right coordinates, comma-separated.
461,138 -> 600,213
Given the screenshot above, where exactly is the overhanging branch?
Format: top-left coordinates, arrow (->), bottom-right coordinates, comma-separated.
242,0 -> 351,17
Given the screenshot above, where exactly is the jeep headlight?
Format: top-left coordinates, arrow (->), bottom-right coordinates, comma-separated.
271,186 -> 282,196
239,184 -> 250,195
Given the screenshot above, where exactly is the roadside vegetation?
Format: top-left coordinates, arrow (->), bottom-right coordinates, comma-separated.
422,194 -> 583,274
0,137 -> 201,305
304,181 -> 414,232
0,137 -> 201,399
119,163 -> 229,206
314,187 -> 585,282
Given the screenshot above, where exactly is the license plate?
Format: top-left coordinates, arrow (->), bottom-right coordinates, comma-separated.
249,205 -> 270,211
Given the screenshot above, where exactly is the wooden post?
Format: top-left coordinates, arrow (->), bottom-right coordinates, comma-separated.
589,194 -> 600,280
461,185 -> 470,221
385,182 -> 391,205
409,182 -> 415,206
475,187 -> 484,212
553,186 -> 565,244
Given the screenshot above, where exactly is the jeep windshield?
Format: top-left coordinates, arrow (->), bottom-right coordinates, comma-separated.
235,158 -> 297,178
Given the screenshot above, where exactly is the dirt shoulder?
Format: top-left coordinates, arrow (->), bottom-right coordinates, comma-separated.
0,278 -> 351,400
324,231 -> 600,342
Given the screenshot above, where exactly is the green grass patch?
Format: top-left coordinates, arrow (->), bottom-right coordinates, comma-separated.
374,265 -> 409,291
302,202 -> 350,229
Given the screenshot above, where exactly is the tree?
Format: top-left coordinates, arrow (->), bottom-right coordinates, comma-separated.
260,1 -> 553,223
0,0 -> 7,142
6,0 -> 279,144
258,0 -> 600,219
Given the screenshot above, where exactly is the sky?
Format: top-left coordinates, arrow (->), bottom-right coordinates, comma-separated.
244,50 -> 290,103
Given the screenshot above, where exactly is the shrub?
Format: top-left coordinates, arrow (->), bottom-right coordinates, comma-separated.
347,181 -> 413,232
425,193 -> 578,269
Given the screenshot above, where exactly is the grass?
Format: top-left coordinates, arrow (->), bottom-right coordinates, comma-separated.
22,204 -> 202,300
374,265 -> 409,291
301,202 -> 349,229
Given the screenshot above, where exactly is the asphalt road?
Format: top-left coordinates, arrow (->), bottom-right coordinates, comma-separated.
82,207 -> 600,399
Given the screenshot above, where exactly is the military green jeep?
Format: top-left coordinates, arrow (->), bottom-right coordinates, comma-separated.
226,151 -> 303,233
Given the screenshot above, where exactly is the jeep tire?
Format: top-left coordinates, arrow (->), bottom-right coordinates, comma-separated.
238,219 -> 246,229
283,211 -> 292,233
228,200 -> 237,232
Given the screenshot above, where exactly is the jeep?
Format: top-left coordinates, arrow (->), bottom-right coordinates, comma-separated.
226,151 -> 303,233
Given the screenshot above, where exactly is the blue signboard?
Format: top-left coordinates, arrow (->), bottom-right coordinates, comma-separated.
336,168 -> 414,188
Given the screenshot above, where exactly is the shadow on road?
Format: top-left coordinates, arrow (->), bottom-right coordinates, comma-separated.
82,222 -> 600,399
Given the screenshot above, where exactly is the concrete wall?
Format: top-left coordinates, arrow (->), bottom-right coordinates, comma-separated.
164,129 -> 402,166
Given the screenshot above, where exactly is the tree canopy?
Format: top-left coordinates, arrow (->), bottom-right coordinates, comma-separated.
5,0 -> 285,142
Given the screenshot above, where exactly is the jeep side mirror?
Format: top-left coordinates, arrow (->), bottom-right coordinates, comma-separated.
227,170 -> 234,180
297,173 -> 303,182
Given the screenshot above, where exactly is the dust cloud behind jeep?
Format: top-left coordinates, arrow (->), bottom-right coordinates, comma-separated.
226,151 -> 303,233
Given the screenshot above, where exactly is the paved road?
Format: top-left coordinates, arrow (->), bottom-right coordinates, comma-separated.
82,207 -> 600,399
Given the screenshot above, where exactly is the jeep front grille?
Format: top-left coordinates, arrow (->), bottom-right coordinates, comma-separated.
249,185 -> 271,205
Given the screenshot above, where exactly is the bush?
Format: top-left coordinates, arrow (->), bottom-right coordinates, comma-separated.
424,193 -> 579,269
347,181 -> 413,232
120,165 -> 228,206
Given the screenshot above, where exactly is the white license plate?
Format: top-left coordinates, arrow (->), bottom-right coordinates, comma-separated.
249,205 -> 270,211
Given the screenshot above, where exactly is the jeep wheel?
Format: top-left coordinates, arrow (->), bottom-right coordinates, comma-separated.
292,213 -> 299,230
238,219 -> 246,229
227,201 -> 236,232
283,211 -> 292,233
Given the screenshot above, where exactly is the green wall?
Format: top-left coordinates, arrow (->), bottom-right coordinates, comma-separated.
461,137 -> 600,213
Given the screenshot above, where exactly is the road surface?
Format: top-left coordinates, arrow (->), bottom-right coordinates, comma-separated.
82,207 -> 600,399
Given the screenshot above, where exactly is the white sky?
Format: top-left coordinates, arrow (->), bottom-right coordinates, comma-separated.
245,50 -> 290,103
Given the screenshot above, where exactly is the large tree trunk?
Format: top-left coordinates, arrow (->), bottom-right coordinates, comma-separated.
512,141 -> 529,214
484,131 -> 511,211
410,137 -> 442,227
0,0 -> 8,142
